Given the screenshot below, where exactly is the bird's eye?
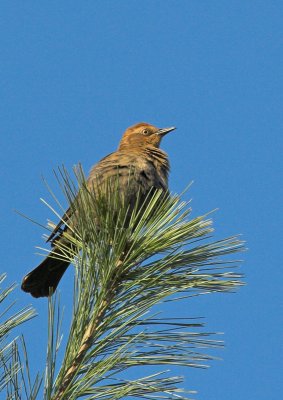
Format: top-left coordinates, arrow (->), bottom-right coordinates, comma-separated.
142,129 -> 150,135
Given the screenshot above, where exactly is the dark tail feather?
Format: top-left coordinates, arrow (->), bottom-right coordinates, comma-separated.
21,252 -> 70,298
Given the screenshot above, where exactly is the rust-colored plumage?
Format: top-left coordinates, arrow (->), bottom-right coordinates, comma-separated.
21,123 -> 176,298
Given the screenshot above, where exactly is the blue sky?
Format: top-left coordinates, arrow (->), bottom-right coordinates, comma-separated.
1,1 -> 282,399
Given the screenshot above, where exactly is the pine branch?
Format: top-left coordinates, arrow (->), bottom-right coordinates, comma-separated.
30,166 -> 245,399
0,274 -> 37,398
53,261 -> 120,399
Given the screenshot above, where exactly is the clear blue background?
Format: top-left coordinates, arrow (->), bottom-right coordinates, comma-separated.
1,1 -> 282,399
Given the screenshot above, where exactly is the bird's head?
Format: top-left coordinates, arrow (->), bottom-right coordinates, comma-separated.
118,122 -> 176,150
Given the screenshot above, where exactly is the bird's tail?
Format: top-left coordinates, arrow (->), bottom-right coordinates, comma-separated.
21,250 -> 70,298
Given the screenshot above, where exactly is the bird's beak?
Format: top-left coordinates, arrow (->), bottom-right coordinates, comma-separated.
156,126 -> 176,136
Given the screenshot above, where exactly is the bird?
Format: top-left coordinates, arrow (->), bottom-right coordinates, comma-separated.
21,122 -> 176,298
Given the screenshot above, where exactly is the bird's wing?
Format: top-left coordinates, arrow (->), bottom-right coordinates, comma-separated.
86,150 -> 152,196
47,149 -> 165,243
45,152 -> 118,244
46,206 -> 73,243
